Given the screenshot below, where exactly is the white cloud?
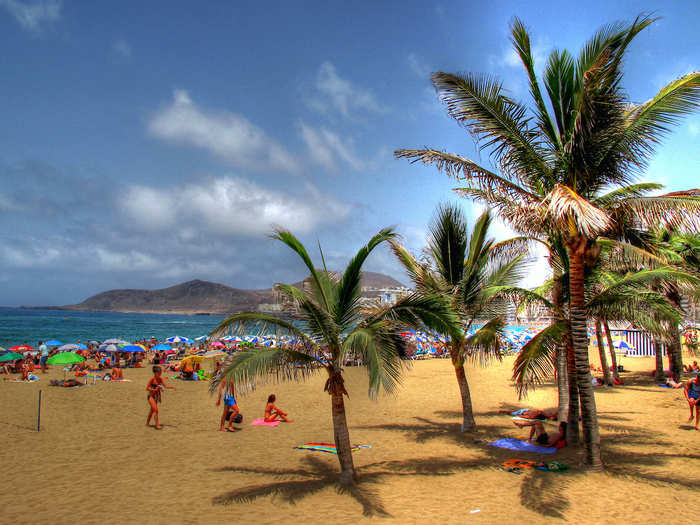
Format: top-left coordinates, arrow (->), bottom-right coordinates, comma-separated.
149,90 -> 300,174
307,62 -> 387,118
112,38 -> 132,58
407,53 -> 431,78
0,0 -> 60,32
120,175 -> 351,236
299,121 -> 364,172
490,37 -> 550,72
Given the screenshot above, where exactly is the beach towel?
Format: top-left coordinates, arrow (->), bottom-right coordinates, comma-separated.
251,418 -> 280,427
294,443 -> 371,454
489,438 -> 556,454
110,379 -> 132,382
502,459 -> 569,473
657,383 -> 673,388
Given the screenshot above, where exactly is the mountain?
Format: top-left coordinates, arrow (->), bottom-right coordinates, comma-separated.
48,272 -> 407,315
60,280 -> 273,315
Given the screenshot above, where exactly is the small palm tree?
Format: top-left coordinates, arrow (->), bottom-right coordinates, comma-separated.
209,228 -> 460,486
391,204 -> 527,431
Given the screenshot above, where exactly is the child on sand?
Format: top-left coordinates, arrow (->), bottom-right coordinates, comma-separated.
146,366 -> 175,430
264,394 -> 292,423
684,373 -> 700,430
217,377 -> 239,432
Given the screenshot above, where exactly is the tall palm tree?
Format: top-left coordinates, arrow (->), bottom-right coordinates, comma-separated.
395,15 -> 700,468
390,204 -> 527,431
209,228 -> 460,486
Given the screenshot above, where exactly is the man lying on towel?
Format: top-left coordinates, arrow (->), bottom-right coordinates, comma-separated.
529,421 -> 567,448
505,408 -> 558,427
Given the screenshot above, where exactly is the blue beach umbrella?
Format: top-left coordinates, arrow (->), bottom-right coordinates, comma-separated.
45,340 -> 63,347
166,336 -> 194,344
153,344 -> 172,351
194,336 -> 208,342
58,344 -> 80,352
121,345 -> 146,353
75,343 -> 88,350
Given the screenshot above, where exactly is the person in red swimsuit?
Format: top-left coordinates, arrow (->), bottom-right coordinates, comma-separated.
146,366 -> 175,430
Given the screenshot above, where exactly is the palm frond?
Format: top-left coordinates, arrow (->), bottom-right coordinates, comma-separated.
272,229 -> 334,311
211,347 -> 323,395
464,317 -> 505,366
335,228 -> 397,330
430,72 -> 554,184
276,284 -> 339,345
610,195 -> 700,232
593,183 -> 664,207
429,204 -> 468,287
512,321 -> 568,398
488,236 -> 546,263
344,320 -> 405,398
544,184 -> 611,238
394,148 -> 540,202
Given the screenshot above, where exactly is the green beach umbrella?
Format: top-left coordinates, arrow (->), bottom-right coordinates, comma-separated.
46,352 -> 85,365
0,351 -> 24,362
0,346 -> 6,352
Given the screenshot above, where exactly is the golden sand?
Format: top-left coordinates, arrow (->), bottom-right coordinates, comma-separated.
1,353 -> 698,524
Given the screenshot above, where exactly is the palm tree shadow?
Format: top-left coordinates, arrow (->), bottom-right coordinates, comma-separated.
211,455 -> 496,517
519,471 -> 570,519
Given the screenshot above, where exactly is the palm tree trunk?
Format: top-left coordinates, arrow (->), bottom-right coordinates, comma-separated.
454,363 -> 476,431
565,330 -> 580,445
552,272 -> 568,422
654,337 -> 665,382
595,320 -> 611,386
326,367 -> 356,485
603,321 -> 619,381
556,343 -> 569,422
668,323 -> 683,381
569,245 -> 602,469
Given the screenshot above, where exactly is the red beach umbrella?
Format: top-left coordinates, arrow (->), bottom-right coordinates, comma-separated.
9,345 -> 34,353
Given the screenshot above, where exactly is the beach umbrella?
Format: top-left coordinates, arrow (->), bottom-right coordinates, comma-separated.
104,339 -> 128,345
210,341 -> 225,348
121,345 -> 145,353
46,352 -> 85,365
153,344 -> 172,351
0,351 -> 24,362
202,351 -> 226,359
613,340 -> 635,350
58,344 -> 80,352
194,336 -> 208,342
166,336 -> 194,344
45,340 -> 63,347
181,355 -> 204,364
9,345 -> 34,353
99,344 -> 118,353
75,343 -> 88,350
163,349 -> 176,355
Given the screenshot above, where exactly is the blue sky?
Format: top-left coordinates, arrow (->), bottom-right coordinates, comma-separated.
1,1 -> 698,306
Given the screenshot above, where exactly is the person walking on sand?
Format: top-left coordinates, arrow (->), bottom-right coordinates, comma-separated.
38,341 -> 49,373
264,394 -> 292,423
217,377 -> 239,432
146,366 -> 175,430
684,373 -> 700,430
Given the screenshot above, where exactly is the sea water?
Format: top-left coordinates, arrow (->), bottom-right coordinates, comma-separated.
0,308 -> 228,347
0,308 -> 537,348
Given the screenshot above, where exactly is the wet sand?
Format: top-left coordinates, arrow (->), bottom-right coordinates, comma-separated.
1,353 -> 698,524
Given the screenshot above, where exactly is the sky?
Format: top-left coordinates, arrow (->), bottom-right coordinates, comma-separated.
1,1 -> 699,306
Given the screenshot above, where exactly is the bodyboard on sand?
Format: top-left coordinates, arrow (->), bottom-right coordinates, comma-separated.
295,443 -> 371,454
251,418 -> 280,427
489,438 -> 556,454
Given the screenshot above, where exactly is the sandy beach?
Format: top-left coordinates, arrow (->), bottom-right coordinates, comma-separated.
1,353 -> 698,524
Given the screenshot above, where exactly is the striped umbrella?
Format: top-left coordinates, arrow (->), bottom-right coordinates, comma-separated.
166,336 -> 194,344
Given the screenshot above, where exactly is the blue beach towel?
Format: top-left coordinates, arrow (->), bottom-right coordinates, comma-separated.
657,384 -> 672,388
489,438 -> 557,454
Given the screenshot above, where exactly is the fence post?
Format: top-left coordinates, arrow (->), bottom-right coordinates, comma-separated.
37,390 -> 42,432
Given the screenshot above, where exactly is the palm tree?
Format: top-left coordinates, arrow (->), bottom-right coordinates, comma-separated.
209,228 -> 460,486
395,15 -> 700,468
390,204 -> 527,431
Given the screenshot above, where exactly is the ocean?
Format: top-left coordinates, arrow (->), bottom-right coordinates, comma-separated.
0,308 -> 228,347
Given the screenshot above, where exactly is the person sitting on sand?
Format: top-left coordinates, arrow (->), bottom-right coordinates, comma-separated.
217,377 -> 239,432
180,359 -> 195,380
146,365 -> 175,430
666,378 -> 685,388
683,361 -> 700,373
684,373 -> 700,430
111,366 -> 124,380
529,421 -> 567,448
264,394 -> 292,423
50,379 -> 85,387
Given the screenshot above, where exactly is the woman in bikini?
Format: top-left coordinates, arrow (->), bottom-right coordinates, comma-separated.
146,365 -> 175,430
264,394 -> 292,423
